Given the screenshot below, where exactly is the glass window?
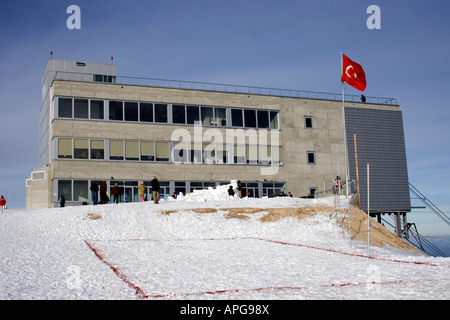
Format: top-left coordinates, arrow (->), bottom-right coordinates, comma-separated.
215,108 -> 226,126
73,180 -> 88,202
74,99 -> 88,119
244,109 -> 257,128
155,142 -> 169,161
307,151 -> 316,164
259,145 -> 271,165
203,143 -> 216,164
91,140 -> 104,159
58,98 -> 72,118
109,140 -> 124,160
175,181 -> 186,196
191,143 -> 202,163
141,141 -> 154,161
90,100 -> 104,119
305,116 -> 313,129
257,110 -> 270,129
140,103 -> 153,122
246,145 -> 258,164
187,105 -> 200,124
201,107 -> 214,125
155,104 -> 168,123
125,102 -> 138,121
234,144 -> 245,164
74,139 -> 89,159
172,142 -> 188,163
109,101 -> 123,121
231,109 -> 243,127
273,146 -> 283,164
270,111 -> 280,129
172,105 -> 186,124
125,141 -> 139,160
58,180 -> 72,201
58,138 -> 72,159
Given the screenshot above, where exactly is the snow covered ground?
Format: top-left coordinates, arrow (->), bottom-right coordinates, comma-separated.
0,183 -> 449,300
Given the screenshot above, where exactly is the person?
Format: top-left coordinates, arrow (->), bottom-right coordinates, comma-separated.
90,180 -> 99,205
237,180 -> 243,198
228,186 -> 235,197
100,181 -> 109,204
112,183 -> 119,204
59,194 -> 65,207
288,192 -> 293,197
0,195 -> 6,213
136,181 -> 145,202
151,176 -> 160,204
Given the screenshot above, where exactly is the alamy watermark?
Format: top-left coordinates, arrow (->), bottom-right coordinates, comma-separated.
66,5 -> 81,30
171,123 -> 281,176
366,5 -> 381,30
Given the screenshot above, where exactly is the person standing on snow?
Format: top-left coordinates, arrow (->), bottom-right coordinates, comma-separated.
0,195 -> 6,213
151,176 -> 160,204
90,181 -> 99,205
136,181 -> 145,202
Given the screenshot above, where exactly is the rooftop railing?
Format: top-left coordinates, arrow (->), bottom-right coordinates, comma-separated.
52,71 -> 398,106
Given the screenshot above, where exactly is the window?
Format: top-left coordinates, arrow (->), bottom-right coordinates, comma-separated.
201,107 -> 214,125
109,101 -> 123,121
234,144 -> 245,164
155,104 -> 168,123
307,151 -> 316,164
172,142 -> 189,163
273,146 -> 283,165
305,116 -> 313,129
140,103 -> 153,122
257,110 -> 270,129
191,143 -> 202,163
74,99 -> 88,119
74,139 -> 89,159
259,144 -> 271,165
58,138 -> 72,158
73,180 -> 89,202
91,140 -> 104,159
246,145 -> 258,164
90,100 -> 104,119
155,142 -> 169,161
215,108 -> 226,126
172,105 -> 186,124
141,141 -> 154,161
58,180 -> 72,201
94,74 -> 116,83
244,109 -> 256,128
110,141 -> 124,160
58,98 -> 72,118
231,109 -> 243,127
270,111 -> 280,129
309,188 -> 317,198
125,102 -> 138,121
125,141 -> 139,160
187,105 -> 200,124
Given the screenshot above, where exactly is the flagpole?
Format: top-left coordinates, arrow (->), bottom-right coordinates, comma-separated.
341,51 -> 351,239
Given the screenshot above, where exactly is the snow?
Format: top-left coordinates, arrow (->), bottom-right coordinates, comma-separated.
0,183 -> 449,300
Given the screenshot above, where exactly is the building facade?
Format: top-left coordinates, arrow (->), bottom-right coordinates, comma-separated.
26,59 -> 410,214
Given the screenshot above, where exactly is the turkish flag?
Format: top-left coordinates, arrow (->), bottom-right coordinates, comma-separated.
341,54 -> 366,91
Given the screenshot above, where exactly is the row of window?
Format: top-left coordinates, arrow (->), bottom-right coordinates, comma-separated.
57,179 -> 286,203
56,138 -> 286,165
55,97 -> 281,129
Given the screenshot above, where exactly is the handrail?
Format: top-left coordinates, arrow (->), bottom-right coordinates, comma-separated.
51,71 -> 398,106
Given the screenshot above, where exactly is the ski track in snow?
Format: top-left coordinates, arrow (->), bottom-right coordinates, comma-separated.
0,185 -> 449,300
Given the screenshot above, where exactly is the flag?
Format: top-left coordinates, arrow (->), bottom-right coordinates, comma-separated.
341,54 -> 366,91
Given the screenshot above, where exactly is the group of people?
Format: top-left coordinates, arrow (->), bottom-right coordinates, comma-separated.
89,176 -> 161,205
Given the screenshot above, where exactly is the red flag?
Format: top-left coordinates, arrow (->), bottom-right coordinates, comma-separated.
341,54 -> 366,91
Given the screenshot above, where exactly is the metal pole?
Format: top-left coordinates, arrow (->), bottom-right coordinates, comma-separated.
341,51 -> 350,238
367,163 -> 370,257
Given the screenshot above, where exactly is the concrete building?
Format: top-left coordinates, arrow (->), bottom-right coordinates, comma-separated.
26,59 -> 411,218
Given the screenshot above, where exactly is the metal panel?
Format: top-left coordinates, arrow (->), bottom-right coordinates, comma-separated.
345,107 -> 411,213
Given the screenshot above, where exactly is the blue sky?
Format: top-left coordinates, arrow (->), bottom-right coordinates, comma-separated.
0,0 -> 449,237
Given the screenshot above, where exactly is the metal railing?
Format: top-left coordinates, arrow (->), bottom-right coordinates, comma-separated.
52,71 -> 398,106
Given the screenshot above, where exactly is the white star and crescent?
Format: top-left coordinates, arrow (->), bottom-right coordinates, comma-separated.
345,65 -> 358,79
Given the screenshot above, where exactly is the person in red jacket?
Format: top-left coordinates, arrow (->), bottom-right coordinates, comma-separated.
0,195 -> 6,213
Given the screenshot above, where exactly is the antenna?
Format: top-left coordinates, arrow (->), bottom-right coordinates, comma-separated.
111,56 -> 114,64
50,51 -> 53,59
